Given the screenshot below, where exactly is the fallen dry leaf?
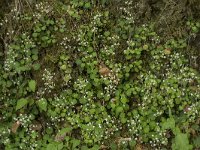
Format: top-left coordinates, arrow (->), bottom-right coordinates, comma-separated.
189,128 -> 196,136
11,121 -> 21,133
99,66 -> 110,76
164,48 -> 171,55
100,145 -> 108,149
135,144 -> 143,150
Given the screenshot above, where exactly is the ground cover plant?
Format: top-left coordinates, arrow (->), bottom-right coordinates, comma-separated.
0,0 -> 200,150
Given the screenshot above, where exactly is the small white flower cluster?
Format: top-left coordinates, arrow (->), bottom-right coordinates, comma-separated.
107,34 -> 120,43
48,95 -> 77,123
13,114 -> 33,131
35,2 -> 52,15
101,34 -> 120,59
67,114 -> 80,127
3,137 -> 10,145
0,20 -> 3,26
80,115 -> 119,144
60,36 -> 70,46
120,1 -> 134,23
0,7 -> 20,30
4,33 -> 35,73
0,127 -> 10,144
92,12 -> 103,29
127,115 -> 141,138
102,46 -> 115,57
145,74 -> 158,88
52,95 -> 68,108
60,36 -> 76,50
103,78 -> 118,95
19,131 -> 39,150
153,110 -> 163,117
0,127 -> 11,138
149,131 -> 168,148
29,141 -> 39,150
74,77 -> 89,94
10,7 -> 20,20
42,68 -> 56,93
4,45 -> 16,72
184,102 -> 199,122
32,2 -> 53,24
77,29 -> 89,47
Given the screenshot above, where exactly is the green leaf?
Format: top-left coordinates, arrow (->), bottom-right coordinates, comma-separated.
172,133 -> 193,150
193,136 -> 200,148
46,143 -> 57,150
32,55 -> 38,61
120,94 -> 128,104
37,98 -> 47,111
33,63 -> 41,70
59,28 -> 65,33
59,127 -> 72,135
129,140 -> 136,148
60,65 -> 67,70
32,33 -> 38,38
116,106 -> 123,116
110,142 -> 117,150
162,117 -> 175,131
90,145 -> 100,150
29,99 -> 35,106
81,146 -> 89,150
29,80 -> 36,92
16,98 -> 28,110
55,127 -> 72,142
71,139 -> 80,149
84,2 -> 91,9
57,143 -> 64,150
104,31 -> 110,37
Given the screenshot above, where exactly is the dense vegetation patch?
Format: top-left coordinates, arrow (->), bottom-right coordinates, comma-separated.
0,0 -> 200,149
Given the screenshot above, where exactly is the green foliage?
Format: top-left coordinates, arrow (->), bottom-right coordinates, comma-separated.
172,132 -> 193,150
193,136 -> 200,148
16,98 -> 28,110
28,80 -> 36,92
162,115 -> 193,150
0,0 -> 199,150
46,142 -> 64,150
162,117 -> 176,131
37,98 -> 47,111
